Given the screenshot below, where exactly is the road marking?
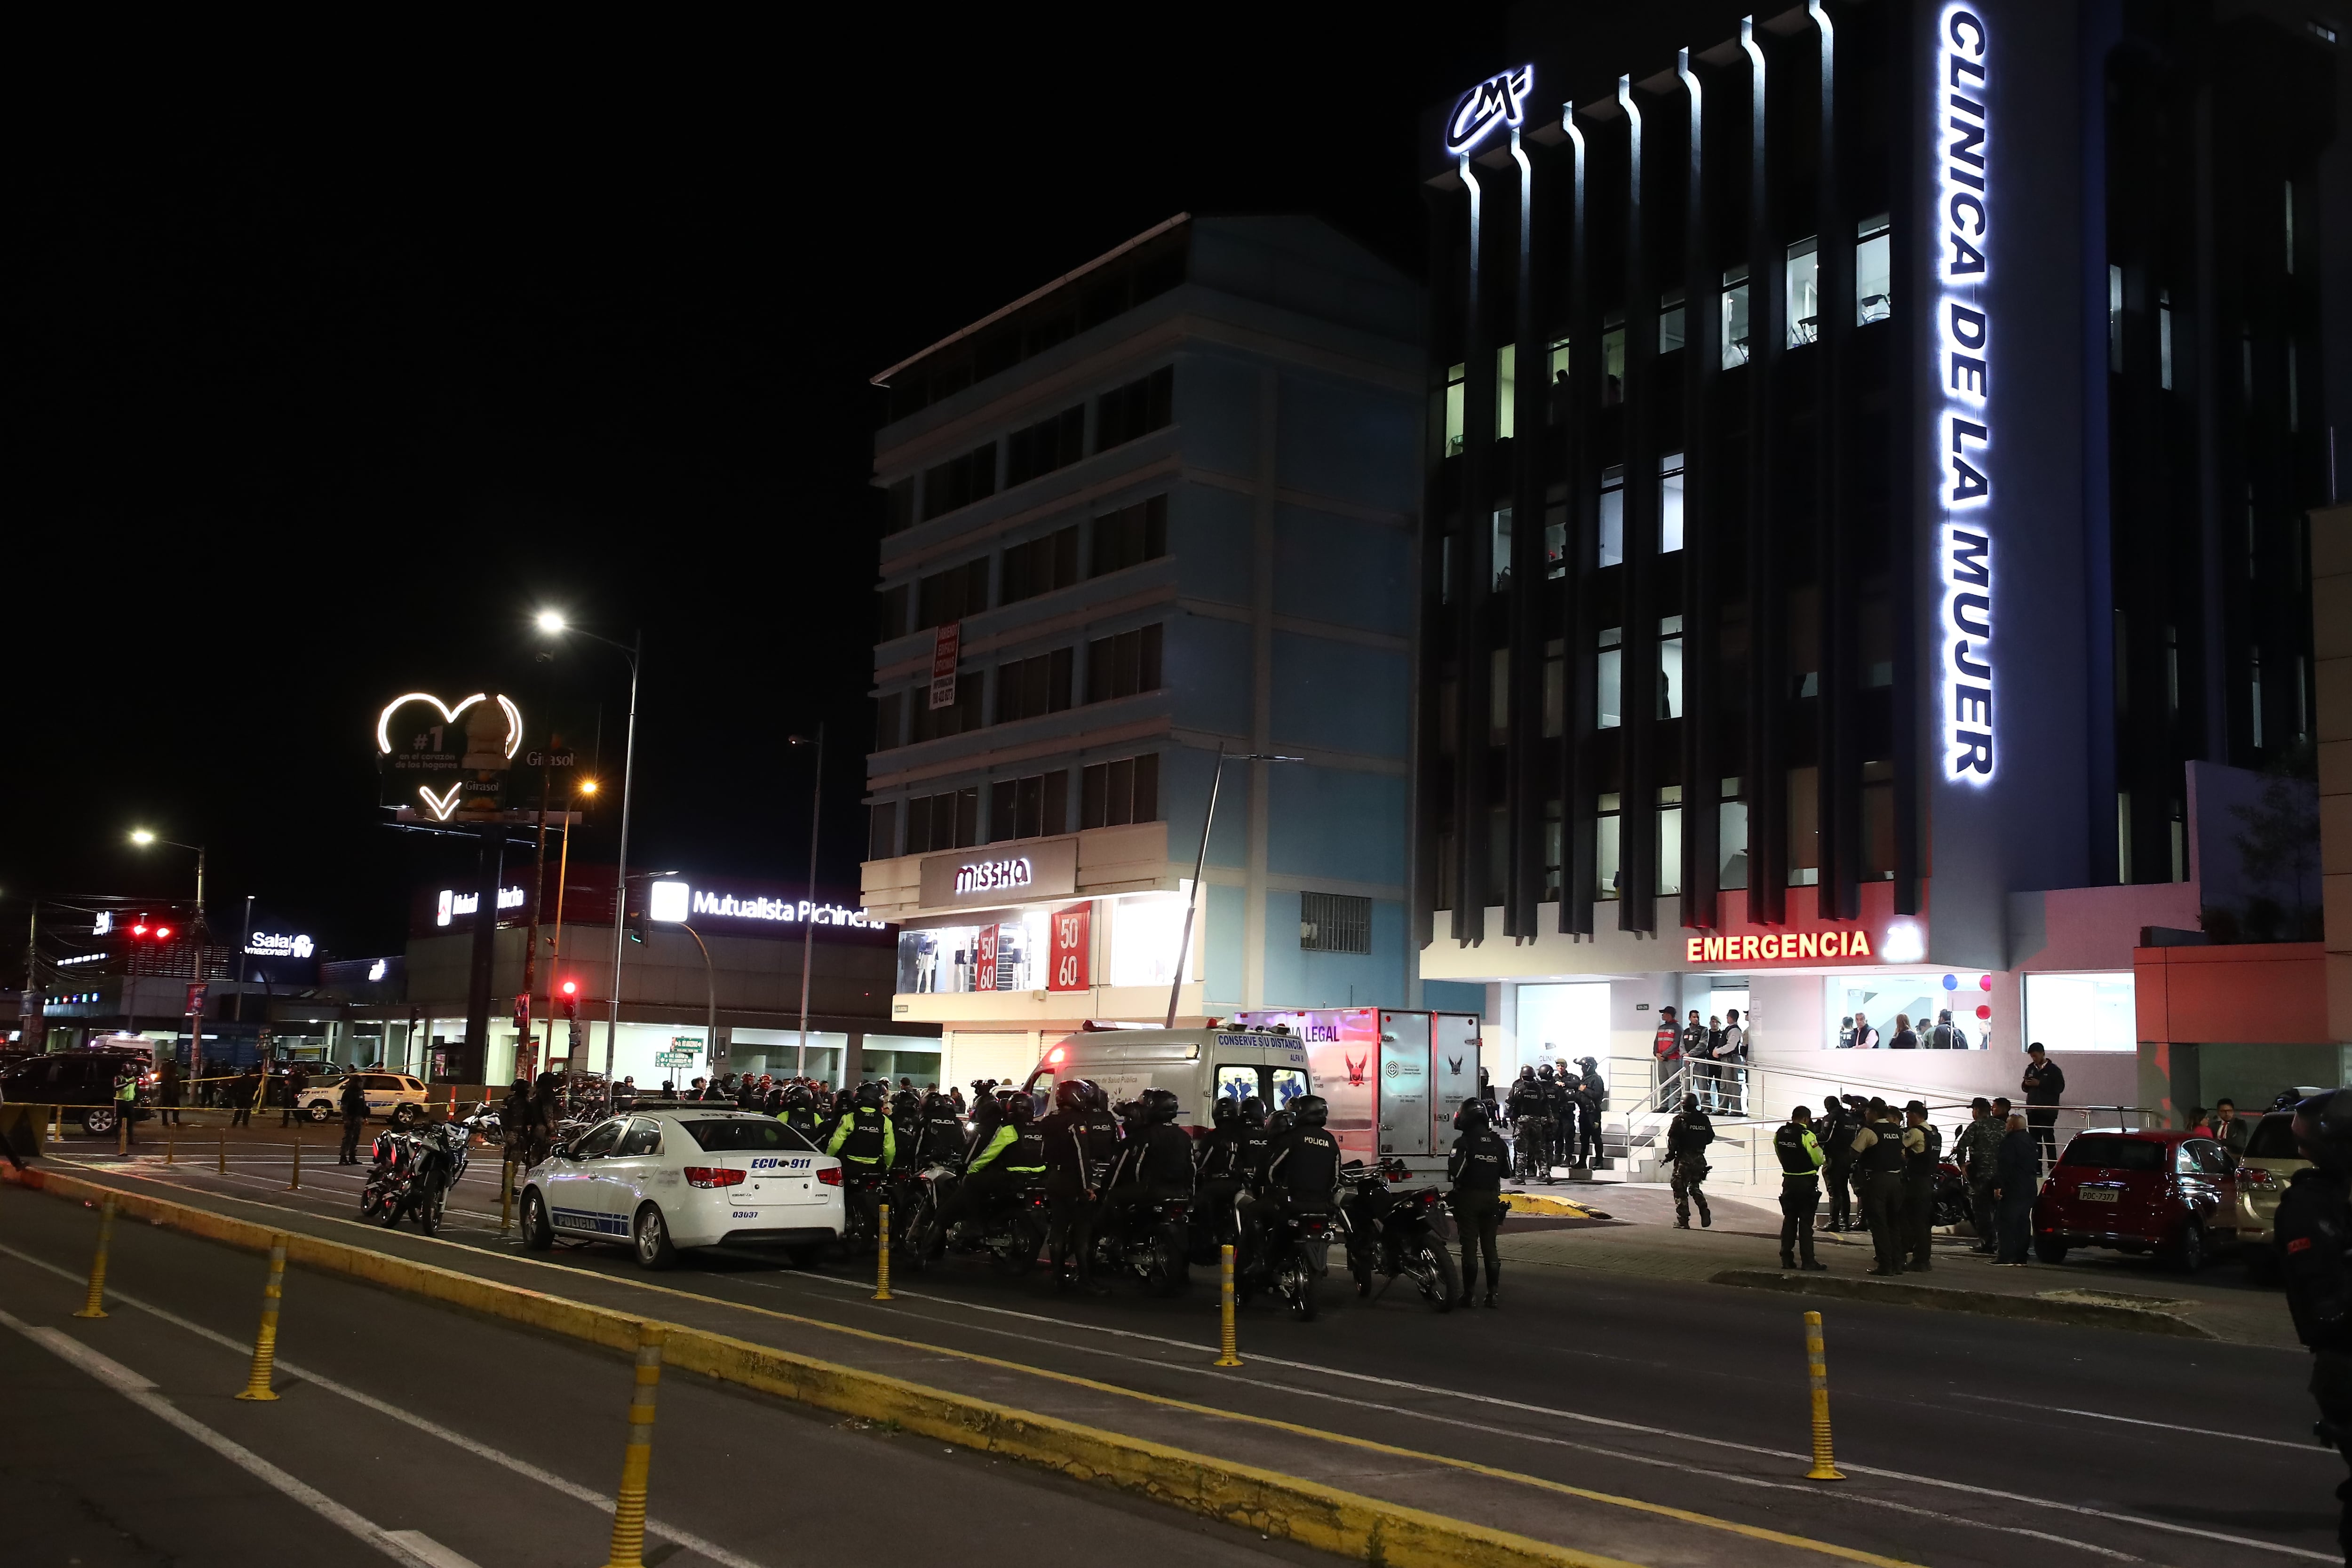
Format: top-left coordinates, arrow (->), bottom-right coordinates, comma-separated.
0,1242 -> 770,1568
381,1531 -> 484,1568
24,1170 -> 2328,1563
0,1305 -> 416,1565
1953,1391 -> 2322,1452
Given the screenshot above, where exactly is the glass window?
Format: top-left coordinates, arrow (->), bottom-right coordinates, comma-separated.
1090,496 -> 1168,578
1657,798 -> 1682,896
1658,615 -> 1684,718
1721,267 -> 1751,367
1300,892 -> 1373,955
1601,319 -> 1625,405
2158,290 -> 2174,390
1096,366 -> 1174,450
1548,337 -> 1571,384
1856,215 -> 1891,324
1269,1068 -> 1311,1109
1215,1065 -> 1261,1106
2022,971 -> 2137,1052
1788,766 -> 1819,886
1596,794 -> 1621,900
2059,1135 -> 2161,1172
1597,465 -> 1625,567
1489,648 -> 1510,742
1787,238 -> 1820,346
895,912 -> 1054,995
1495,343 -> 1518,441
1492,508 -> 1512,588
616,1119 -> 662,1157
1659,453 -> 1685,552
1544,502 -> 1566,581
1597,627 -> 1623,729
1443,363 -> 1466,456
1658,292 -> 1685,354
1108,891 -> 1187,988
2108,263 -> 2123,374
1542,640 -> 1563,738
1543,800 -> 1563,900
572,1120 -> 625,1158
1718,795 -> 1749,890
680,1119 -> 815,1152
1824,975 -> 1961,1050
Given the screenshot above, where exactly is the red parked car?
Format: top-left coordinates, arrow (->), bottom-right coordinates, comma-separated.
2032,1128 -> 2241,1272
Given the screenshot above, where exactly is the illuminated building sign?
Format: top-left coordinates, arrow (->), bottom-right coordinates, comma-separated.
92,911 -> 113,935
245,932 -> 314,959
1937,7 -> 1995,783
918,836 -> 1079,909
436,886 -> 527,925
646,879 -> 881,930
58,952 -> 108,967
954,858 -> 1033,896
377,691 -> 524,820
1682,918 -> 1928,967
1445,64 -> 1534,155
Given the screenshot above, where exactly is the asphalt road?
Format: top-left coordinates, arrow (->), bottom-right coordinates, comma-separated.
26,1131 -> 2345,1567
0,1183 -> 1320,1568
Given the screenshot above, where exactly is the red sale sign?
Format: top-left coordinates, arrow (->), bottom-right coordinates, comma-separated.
976,923 -> 998,989
1047,902 -> 1090,992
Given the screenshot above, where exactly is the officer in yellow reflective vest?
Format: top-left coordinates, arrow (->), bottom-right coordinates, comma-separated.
1773,1104 -> 1828,1271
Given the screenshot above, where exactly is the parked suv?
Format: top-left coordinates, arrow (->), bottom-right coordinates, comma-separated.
0,1052 -> 151,1135
297,1072 -> 428,1126
2230,1110 -> 2303,1282
2033,1128 -> 2241,1272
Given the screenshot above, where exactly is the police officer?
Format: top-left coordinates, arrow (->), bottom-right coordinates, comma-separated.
1447,1098 -> 1509,1307
1262,1095 -> 1343,1216
1900,1099 -> 1943,1271
1951,1096 -> 2004,1254
1573,1057 -> 1605,1167
1820,1096 -> 1861,1231
338,1071 -> 371,1164
1103,1088 -> 1195,1226
1041,1080 -> 1121,1292
1196,1096 -> 1250,1246
1506,1067 -> 1550,1185
1533,1064 -> 1564,1177
1773,1104 -> 1828,1271
779,1084 -> 820,1142
1845,1098 -> 1910,1275
912,1090 -> 966,1168
1666,1093 -> 1713,1228
2276,1089 -> 2352,1558
826,1082 -> 897,1247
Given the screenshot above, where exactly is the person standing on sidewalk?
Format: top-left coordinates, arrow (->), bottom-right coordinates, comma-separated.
230,1065 -> 260,1127
337,1072 -> 369,1164
1821,1098 -> 1858,1232
1667,1093 -> 1714,1229
156,1057 -> 183,1128
2021,1043 -> 2066,1171
1847,1098 -> 1908,1274
1774,1105 -> 1828,1271
1993,1112 -> 2039,1265
1717,1010 -> 1747,1116
280,1062 -> 310,1127
111,1066 -> 139,1147
1447,1098 -> 1510,1307
1953,1097 -> 2003,1254
1900,1100 -> 1942,1272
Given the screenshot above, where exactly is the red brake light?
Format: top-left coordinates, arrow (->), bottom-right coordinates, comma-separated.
817,1167 -> 843,1186
153,925 -> 172,940
683,1166 -> 746,1188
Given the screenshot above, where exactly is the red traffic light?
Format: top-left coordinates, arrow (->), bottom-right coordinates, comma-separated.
131,922 -> 150,937
560,980 -> 579,997
152,925 -> 172,940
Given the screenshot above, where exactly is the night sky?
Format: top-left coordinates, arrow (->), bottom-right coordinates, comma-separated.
9,14 -> 1507,965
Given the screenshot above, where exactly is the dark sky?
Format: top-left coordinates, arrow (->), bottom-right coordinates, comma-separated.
8,13 -> 1508,965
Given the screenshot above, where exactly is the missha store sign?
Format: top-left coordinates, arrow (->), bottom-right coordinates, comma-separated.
919,837 -> 1079,910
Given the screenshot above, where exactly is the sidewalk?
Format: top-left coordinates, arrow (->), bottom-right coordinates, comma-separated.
1495,1183 -> 2299,1349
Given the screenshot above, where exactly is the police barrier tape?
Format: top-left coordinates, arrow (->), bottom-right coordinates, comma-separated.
1,1162 -> 1677,1568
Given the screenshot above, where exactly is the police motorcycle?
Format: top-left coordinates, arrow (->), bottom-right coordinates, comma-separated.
457,1098 -> 504,1147
1087,1090 -> 1193,1297
360,1115 -> 469,1235
1240,1096 -> 1343,1322
906,1092 -> 1049,1274
1340,1156 -> 1460,1313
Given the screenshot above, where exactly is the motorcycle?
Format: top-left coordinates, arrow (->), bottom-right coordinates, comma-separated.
457,1100 -> 505,1148
905,1166 -> 1048,1274
1244,1201 -> 1341,1321
1934,1156 -> 1973,1230
1088,1188 -> 1192,1296
1342,1159 -> 1460,1313
836,1167 -> 894,1254
360,1121 -> 466,1235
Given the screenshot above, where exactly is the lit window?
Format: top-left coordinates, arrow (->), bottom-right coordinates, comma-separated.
1596,793 -> 1621,900
1786,239 -> 1820,346
1597,465 -> 1626,567
1543,502 -> 1566,581
1601,318 -> 1625,405
1597,627 -> 1623,729
1721,267 -> 1750,367
1658,616 -> 1684,719
2108,264 -> 2123,374
1492,508 -> 1512,589
1496,343 -> 1518,441
1718,781 -> 1748,891
1542,639 -> 1563,737
1659,452 -> 1685,553
2158,289 -> 2174,390
1657,786 -> 1682,897
1856,215 -> 1891,324
1443,363 -> 1465,457
1659,292 -> 1685,354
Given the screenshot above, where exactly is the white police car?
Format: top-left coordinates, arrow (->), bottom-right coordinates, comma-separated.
516,1104 -> 845,1269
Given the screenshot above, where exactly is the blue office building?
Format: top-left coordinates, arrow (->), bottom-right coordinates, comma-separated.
858,215 -> 1431,1089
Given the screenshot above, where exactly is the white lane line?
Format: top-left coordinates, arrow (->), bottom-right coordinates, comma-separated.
0,1242 -> 764,1568
0,1305 -> 417,1566
382,1531 -> 485,1568
1954,1391 -> 2321,1452
768,1268 -> 2334,1562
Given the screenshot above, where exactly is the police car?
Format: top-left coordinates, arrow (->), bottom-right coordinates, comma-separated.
516,1104 -> 844,1269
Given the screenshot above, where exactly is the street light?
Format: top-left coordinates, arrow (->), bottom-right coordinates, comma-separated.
787,727 -> 824,1078
129,827 -> 210,1082
535,612 -> 644,1083
647,891 -> 719,1077
1165,748 -> 1303,1028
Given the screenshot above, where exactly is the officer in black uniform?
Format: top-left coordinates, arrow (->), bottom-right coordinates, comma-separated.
1041,1080 -> 1122,1292
1447,1098 -> 1510,1307
1900,1099 -> 1943,1272
1506,1067 -> 1550,1184
1846,1098 -> 1909,1275
337,1071 -> 369,1164
1773,1104 -> 1828,1271
1820,1096 -> 1859,1232
1104,1089 -> 1196,1214
2276,1088 -> 2352,1559
1573,1057 -> 1605,1166
1666,1093 -> 1714,1227
1253,1095 -> 1340,1273
779,1084 -> 819,1142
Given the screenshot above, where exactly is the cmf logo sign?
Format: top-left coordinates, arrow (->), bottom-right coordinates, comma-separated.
1445,64 -> 1534,155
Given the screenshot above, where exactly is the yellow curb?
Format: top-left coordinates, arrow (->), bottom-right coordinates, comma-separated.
6,1163 -> 1915,1568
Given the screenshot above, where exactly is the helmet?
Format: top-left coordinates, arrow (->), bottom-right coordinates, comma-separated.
1212,1096 -> 1240,1128
834,1089 -> 856,1113
1683,1094 -> 1701,1113
1576,1056 -> 1597,1070
1537,1064 -> 1555,1080
856,1081 -> 884,1108
1291,1095 -> 1329,1130
923,1092 -> 954,1118
784,1085 -> 812,1109
1267,1108 -> 1297,1137
1518,1065 -> 1536,1081
1052,1079 -> 1090,1114
1240,1095 -> 1268,1130
2294,1089 -> 2352,1174
1143,1088 -> 1181,1124
1456,1098 -> 1490,1131
1079,1079 -> 1108,1110
1007,1095 -> 1035,1127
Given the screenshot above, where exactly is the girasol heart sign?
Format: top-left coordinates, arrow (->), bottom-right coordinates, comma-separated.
376,691 -> 523,822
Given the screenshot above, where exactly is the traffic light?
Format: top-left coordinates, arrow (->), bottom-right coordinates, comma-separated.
557,979 -> 579,1020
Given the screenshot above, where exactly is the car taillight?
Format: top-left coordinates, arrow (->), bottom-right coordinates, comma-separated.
683,1166 -> 746,1188
817,1167 -> 843,1186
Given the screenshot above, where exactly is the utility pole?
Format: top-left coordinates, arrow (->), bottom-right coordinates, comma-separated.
603,630 -> 643,1082
522,723 -> 555,1078
20,901 -> 42,1055
792,724 -> 825,1078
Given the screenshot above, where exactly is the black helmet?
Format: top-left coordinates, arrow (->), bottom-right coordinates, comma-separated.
922,1092 -> 954,1118
1007,1094 -> 1035,1127
1052,1079 -> 1090,1114
1683,1093 -> 1701,1113
1079,1079 -> 1109,1110
1239,1095 -> 1267,1130
1537,1064 -> 1555,1080
1576,1056 -> 1598,1070
856,1081 -> 884,1108
1456,1098 -> 1490,1131
1211,1096 -> 1240,1128
1518,1065 -> 1536,1081
784,1085 -> 812,1109
2294,1090 -> 2352,1174
1291,1095 -> 1329,1130
1267,1108 -> 1297,1136
1143,1088 -> 1181,1124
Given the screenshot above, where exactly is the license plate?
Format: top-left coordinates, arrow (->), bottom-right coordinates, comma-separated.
2078,1186 -> 2118,1203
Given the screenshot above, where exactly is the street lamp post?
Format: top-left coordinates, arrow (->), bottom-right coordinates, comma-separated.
130,831 -> 209,1075
535,613 -> 644,1083
787,727 -> 824,1078
678,922 -> 717,1075
1164,749 -> 1303,1028
543,777 -> 596,1067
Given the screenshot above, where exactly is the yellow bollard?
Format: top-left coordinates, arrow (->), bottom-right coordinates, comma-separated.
499,1160 -> 515,1238
50,1103 -> 63,1143
600,1322 -> 668,1568
873,1202 -> 893,1301
1802,1310 -> 1844,1480
73,1195 -> 117,1319
218,1125 -> 228,1176
1214,1243 -> 1243,1367
287,1130 -> 302,1192
235,1237 -> 288,1401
